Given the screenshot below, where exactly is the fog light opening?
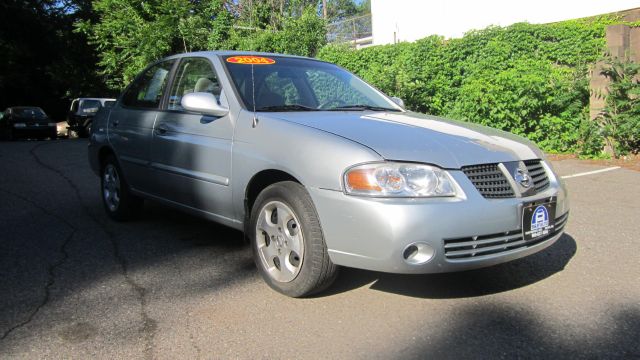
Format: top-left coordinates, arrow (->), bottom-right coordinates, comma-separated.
403,245 -> 419,260
402,242 -> 435,265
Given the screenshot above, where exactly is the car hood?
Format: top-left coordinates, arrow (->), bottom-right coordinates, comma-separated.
266,111 -> 544,169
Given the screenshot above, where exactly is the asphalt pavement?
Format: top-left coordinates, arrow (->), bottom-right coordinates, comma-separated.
0,139 -> 638,359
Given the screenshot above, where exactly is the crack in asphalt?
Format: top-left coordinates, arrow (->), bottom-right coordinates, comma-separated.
0,189 -> 76,341
25,142 -> 158,359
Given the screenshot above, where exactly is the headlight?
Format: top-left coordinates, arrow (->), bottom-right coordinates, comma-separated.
14,123 -> 26,128
344,162 -> 457,197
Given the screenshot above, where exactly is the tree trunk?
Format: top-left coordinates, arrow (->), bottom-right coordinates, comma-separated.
322,0 -> 327,19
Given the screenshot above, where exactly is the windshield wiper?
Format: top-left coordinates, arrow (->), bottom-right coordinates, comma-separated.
256,104 -> 320,112
327,104 -> 401,112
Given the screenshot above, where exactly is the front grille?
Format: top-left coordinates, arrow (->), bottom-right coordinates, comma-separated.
443,212 -> 569,260
524,160 -> 550,192
461,163 -> 515,199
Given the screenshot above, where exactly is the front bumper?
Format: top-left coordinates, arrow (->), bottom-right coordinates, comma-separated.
308,164 -> 569,274
12,125 -> 56,138
68,115 -> 92,128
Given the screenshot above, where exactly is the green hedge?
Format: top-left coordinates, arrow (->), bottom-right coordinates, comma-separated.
318,19 -> 619,155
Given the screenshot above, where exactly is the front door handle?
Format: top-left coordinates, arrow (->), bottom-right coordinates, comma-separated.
112,119 -> 119,127
155,125 -> 168,135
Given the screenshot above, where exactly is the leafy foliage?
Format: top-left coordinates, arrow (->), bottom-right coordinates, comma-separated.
595,57 -> 640,156
319,19 -> 622,155
77,0 -> 327,90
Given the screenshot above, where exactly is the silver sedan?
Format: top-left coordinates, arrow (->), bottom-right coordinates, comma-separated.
88,52 -> 569,297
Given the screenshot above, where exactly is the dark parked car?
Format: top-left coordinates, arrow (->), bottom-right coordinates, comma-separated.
67,98 -> 116,137
1,107 -> 57,140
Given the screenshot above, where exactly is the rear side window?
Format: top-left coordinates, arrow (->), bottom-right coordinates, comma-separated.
122,60 -> 175,109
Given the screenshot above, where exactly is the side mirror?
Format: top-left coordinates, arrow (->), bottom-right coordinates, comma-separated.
391,96 -> 405,109
181,92 -> 229,117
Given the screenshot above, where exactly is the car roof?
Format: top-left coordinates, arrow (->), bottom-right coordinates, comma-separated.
162,50 -> 323,62
9,106 -> 44,110
73,98 -> 116,101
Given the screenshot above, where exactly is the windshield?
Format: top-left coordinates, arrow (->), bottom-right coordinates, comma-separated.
14,107 -> 46,118
222,55 -> 401,112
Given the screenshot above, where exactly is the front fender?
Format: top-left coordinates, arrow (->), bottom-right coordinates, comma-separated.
231,110 -> 382,221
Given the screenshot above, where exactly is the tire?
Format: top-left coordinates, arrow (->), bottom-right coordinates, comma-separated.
80,121 -> 92,138
101,155 -> 143,221
250,181 -> 338,297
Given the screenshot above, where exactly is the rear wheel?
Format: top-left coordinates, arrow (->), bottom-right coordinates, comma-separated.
250,181 -> 338,297
101,155 -> 143,221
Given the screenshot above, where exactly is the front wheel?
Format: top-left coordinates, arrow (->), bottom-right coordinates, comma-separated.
80,121 -> 91,138
250,181 -> 338,297
101,155 -> 143,221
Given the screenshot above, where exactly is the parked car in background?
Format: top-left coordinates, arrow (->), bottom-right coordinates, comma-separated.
67,98 -> 116,137
89,52 -> 569,297
1,106 -> 57,140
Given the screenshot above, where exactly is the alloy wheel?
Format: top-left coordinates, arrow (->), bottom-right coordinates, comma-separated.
103,164 -> 121,212
255,201 -> 305,283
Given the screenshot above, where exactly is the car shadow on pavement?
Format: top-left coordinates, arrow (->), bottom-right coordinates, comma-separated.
323,233 -> 577,299
384,302 -> 640,359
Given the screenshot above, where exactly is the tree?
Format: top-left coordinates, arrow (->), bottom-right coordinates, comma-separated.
596,57 -> 640,157
79,0 -> 326,90
0,0 -> 111,120
324,0 -> 358,21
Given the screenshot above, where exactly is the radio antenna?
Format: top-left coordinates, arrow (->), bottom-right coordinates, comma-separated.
251,62 -> 258,128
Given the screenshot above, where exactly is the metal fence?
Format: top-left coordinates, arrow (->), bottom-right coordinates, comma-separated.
327,14 -> 372,46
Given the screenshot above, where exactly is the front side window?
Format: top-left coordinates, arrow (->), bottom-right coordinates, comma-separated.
122,60 -> 174,109
223,55 -> 400,112
168,57 -> 221,111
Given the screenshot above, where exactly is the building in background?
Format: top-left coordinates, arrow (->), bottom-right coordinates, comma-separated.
371,0 -> 640,45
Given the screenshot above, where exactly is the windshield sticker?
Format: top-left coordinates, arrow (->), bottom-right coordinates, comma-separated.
226,56 -> 276,65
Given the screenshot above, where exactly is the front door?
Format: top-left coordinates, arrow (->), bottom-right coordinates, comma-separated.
150,57 -> 234,220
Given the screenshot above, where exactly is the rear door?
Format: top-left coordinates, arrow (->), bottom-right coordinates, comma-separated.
149,56 -> 234,219
108,60 -> 175,192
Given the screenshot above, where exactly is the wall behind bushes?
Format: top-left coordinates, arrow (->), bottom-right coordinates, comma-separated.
318,19 -> 618,156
